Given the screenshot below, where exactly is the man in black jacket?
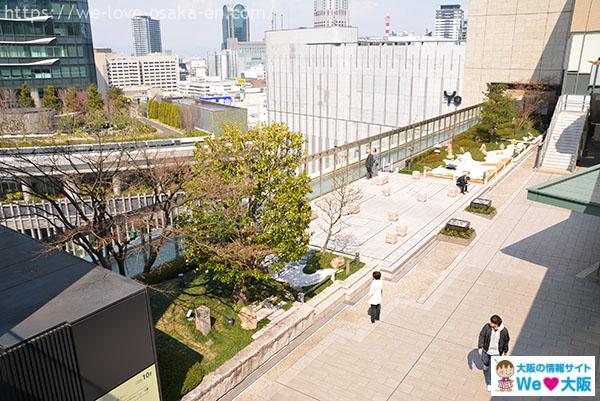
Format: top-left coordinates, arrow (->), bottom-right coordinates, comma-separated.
366,149 -> 375,179
478,315 -> 510,390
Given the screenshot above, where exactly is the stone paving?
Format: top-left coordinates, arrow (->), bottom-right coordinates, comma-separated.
234,155 -> 600,401
310,172 -> 482,270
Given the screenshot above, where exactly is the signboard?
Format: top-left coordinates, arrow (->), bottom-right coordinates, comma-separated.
201,96 -> 233,105
96,365 -> 161,401
490,356 -> 595,397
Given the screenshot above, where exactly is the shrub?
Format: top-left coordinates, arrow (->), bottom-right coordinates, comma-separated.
3,192 -> 24,202
180,363 -> 205,395
440,227 -> 476,239
467,206 -> 497,215
135,258 -> 193,285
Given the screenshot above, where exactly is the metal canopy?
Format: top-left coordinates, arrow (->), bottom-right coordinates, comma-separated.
528,164 -> 600,217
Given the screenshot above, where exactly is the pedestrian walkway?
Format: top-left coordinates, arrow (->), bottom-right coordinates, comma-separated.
233,154 -> 600,401
310,172 -> 482,271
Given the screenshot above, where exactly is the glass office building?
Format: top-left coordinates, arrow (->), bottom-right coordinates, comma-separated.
0,0 -> 97,94
222,4 -> 249,50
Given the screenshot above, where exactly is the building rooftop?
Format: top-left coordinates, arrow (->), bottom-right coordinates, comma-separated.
528,164 -> 600,217
0,227 -> 145,350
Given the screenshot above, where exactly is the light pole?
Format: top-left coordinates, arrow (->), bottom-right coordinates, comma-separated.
588,58 -> 600,97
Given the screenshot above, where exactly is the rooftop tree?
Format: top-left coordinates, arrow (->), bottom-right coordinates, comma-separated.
86,84 -> 104,113
182,123 -> 311,305
18,82 -> 35,108
480,83 -> 518,142
42,86 -> 61,111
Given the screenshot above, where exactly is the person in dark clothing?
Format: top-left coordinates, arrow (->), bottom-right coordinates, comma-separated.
478,315 -> 510,390
366,149 -> 375,179
456,173 -> 470,194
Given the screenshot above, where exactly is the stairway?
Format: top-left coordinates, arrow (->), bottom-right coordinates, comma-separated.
539,95 -> 590,173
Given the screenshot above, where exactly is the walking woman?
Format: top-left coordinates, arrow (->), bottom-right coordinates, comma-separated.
368,271 -> 383,323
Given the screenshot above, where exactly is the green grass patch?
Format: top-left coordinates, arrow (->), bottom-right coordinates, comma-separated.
466,205 -> 497,216
300,252 -> 366,300
148,271 -> 271,401
0,129 -> 205,149
439,227 -> 476,239
400,123 -> 540,174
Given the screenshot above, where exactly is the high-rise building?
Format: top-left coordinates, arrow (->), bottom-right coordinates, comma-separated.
0,0 -> 97,98
434,5 -> 465,41
462,19 -> 468,42
266,27 -> 465,156
132,16 -> 162,56
222,4 -> 250,50
208,39 -> 266,80
314,0 -> 349,28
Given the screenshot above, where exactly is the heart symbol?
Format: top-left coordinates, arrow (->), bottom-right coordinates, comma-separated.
544,377 -> 559,391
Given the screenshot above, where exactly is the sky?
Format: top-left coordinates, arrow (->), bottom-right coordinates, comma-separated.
88,0 -> 469,58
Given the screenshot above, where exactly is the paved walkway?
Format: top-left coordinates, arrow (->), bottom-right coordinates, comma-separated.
310,173 -> 482,270
234,155 -> 600,401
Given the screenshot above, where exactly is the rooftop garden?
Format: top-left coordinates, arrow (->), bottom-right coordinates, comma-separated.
400,83 -> 543,175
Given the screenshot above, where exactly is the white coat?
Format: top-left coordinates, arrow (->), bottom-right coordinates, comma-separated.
368,279 -> 383,305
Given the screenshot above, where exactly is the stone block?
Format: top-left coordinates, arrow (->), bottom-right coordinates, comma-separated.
385,232 -> 398,244
388,210 -> 399,222
447,188 -> 459,198
348,203 -> 361,215
396,225 -> 408,237
412,171 -> 421,180
382,186 -> 391,197
239,306 -> 258,330
376,176 -> 389,186
417,192 -> 428,203
195,306 -> 211,336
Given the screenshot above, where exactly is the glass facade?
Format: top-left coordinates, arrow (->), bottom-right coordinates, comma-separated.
222,4 -> 249,50
0,0 -> 96,91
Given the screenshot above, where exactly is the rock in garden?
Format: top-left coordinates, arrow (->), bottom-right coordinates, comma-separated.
330,256 -> 346,269
195,306 -> 211,336
239,306 -> 258,330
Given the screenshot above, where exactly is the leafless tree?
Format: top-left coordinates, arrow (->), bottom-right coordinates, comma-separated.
0,135 -> 192,276
513,82 -> 554,129
315,153 -> 363,253
126,150 -> 191,275
0,89 -> 18,109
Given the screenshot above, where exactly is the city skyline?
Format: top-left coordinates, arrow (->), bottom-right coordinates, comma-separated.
89,0 -> 469,57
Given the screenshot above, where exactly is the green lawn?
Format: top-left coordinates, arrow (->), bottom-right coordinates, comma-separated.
149,271 -> 271,401
301,252 -> 366,300
0,128 -> 204,149
146,251 -> 366,400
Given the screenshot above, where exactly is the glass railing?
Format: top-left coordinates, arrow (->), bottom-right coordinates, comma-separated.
302,104 -> 482,199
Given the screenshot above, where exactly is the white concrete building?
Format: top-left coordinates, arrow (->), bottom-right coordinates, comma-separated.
314,0 -> 349,28
105,53 -> 179,95
434,4 -> 465,42
179,78 -> 241,99
266,27 -> 465,156
234,89 -> 268,127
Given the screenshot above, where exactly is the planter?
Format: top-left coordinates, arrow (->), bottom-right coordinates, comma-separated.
467,209 -> 497,220
437,232 -> 476,246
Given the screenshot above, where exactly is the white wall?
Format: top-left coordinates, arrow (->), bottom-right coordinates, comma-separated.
267,29 -> 465,156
